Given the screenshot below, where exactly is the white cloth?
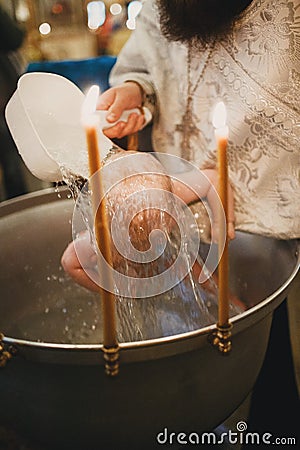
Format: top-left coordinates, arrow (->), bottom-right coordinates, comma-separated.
110,0 -> 300,239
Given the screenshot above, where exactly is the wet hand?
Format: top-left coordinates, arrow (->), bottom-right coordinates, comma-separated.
61,231 -> 100,292
172,168 -> 235,242
204,169 -> 235,242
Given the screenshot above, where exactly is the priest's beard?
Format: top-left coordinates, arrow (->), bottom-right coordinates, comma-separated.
156,0 -> 253,44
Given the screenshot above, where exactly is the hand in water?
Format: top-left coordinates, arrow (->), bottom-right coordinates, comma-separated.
171,167 -> 235,242
61,231 -> 99,292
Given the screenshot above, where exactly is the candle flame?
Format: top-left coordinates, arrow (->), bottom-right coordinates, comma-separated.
212,101 -> 227,129
81,85 -> 100,126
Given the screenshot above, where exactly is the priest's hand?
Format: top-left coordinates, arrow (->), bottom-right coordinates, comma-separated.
171,168 -> 235,242
97,82 -> 145,139
61,231 -> 100,292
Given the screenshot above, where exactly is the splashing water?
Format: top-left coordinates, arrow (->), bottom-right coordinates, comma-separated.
60,150 -> 242,343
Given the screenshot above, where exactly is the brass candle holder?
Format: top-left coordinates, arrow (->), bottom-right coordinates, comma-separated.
0,333 -> 16,368
102,345 -> 120,377
210,322 -> 233,354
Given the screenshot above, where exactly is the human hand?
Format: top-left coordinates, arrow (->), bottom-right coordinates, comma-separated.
97,82 -> 146,139
204,169 -> 235,242
171,168 -> 235,242
61,231 -> 100,292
